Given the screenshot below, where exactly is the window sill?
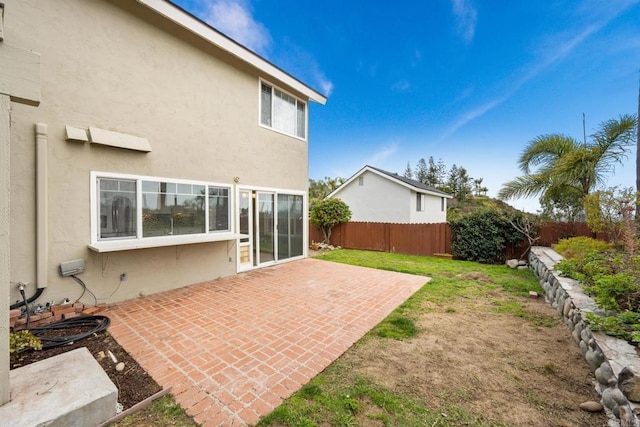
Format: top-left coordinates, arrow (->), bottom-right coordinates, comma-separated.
88,233 -> 248,253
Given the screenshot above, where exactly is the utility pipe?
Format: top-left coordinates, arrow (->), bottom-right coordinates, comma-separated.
10,123 -> 48,310
35,122 -> 48,289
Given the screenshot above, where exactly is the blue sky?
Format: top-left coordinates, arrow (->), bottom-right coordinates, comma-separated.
171,0 -> 640,212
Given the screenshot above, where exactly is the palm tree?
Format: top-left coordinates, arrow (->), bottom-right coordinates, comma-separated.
498,114 -> 637,206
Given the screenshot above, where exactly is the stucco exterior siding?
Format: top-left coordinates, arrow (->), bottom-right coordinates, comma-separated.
409,193 -> 447,223
337,171 -> 410,223
329,166 -> 450,225
7,0 -> 311,304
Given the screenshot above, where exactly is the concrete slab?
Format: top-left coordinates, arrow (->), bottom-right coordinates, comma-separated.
1,347 -> 117,427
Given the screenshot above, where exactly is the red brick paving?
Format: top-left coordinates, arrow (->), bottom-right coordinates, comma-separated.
107,258 -> 427,426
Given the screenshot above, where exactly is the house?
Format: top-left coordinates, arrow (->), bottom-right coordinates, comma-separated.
4,0 -> 327,309
327,166 -> 452,223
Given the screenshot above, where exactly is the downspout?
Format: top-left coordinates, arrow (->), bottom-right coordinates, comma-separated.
35,123 -> 48,290
9,123 -> 47,309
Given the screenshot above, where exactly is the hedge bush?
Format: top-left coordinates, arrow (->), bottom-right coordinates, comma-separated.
449,209 -> 522,264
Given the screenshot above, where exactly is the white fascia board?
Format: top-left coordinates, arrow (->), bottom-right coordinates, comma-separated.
136,0 -> 327,105
365,167 -> 454,198
328,166 -> 452,199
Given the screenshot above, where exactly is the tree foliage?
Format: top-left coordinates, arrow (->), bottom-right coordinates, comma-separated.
414,158 -> 428,184
449,208 -> 523,263
309,177 -> 345,209
538,184 -> 584,221
584,186 -> 638,247
309,198 -> 352,243
425,156 -> 445,187
498,114 -> 638,210
400,157 -> 484,201
403,162 -> 413,179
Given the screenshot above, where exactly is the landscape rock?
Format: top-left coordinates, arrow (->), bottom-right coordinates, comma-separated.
596,363 -> 614,386
506,259 -> 519,269
618,367 -> 640,403
579,401 -> 603,412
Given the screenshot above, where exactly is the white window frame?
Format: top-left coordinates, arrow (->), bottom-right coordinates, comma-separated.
259,79 -> 307,141
416,193 -> 423,212
89,171 -> 241,252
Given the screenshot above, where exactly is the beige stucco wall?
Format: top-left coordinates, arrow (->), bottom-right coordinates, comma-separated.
6,0 -> 310,304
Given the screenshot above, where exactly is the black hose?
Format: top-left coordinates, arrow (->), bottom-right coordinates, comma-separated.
19,287 -> 31,329
28,315 -> 111,349
10,287 -> 44,310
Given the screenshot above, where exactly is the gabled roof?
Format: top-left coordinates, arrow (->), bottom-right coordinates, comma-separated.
327,165 -> 453,199
136,0 -> 327,105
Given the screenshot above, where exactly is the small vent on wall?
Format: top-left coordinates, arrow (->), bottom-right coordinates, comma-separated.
358,176 -> 364,186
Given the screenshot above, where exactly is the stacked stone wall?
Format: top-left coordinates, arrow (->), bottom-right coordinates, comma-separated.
530,246 -> 640,426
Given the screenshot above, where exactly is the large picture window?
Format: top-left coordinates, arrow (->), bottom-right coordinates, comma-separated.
94,173 -> 231,243
260,81 -> 306,139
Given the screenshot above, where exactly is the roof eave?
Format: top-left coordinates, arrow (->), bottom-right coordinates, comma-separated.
327,165 -> 453,199
366,167 -> 453,198
136,0 -> 327,105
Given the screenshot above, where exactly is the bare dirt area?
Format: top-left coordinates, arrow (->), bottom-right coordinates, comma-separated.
10,327 -> 162,412
341,296 -> 609,427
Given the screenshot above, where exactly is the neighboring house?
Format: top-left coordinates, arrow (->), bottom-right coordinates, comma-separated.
327,166 -> 452,223
5,0 -> 326,306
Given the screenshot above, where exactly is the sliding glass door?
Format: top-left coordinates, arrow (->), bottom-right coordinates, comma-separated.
256,192 -> 275,264
237,189 -> 305,271
277,194 -> 303,260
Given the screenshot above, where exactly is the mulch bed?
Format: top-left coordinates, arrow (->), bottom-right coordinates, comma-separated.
10,323 -> 161,411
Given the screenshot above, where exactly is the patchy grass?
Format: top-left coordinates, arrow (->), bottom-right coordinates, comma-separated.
257,363 -> 507,427
110,395 -> 197,427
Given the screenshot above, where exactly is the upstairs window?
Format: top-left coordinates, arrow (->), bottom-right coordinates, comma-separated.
260,81 -> 306,139
416,193 -> 423,211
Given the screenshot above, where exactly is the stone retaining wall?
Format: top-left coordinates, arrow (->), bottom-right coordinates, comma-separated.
529,246 -> 640,426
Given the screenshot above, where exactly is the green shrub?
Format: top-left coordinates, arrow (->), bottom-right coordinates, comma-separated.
310,198 -> 352,244
553,236 -> 612,260
585,311 -> 640,342
10,330 -> 42,353
449,209 -> 522,263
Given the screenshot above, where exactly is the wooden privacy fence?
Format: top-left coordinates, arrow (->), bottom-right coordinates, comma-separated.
309,221 -> 451,256
309,220 -> 605,259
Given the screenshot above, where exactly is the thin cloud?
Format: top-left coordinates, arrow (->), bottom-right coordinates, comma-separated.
366,142 -> 399,166
277,40 -> 334,97
441,2 -> 634,140
308,61 -> 334,97
392,80 -> 411,92
201,0 -> 272,55
453,86 -> 474,104
315,73 -> 334,97
440,97 -> 506,141
451,0 -> 477,43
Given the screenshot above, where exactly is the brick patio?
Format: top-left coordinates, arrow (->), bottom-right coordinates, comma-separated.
106,258 -> 428,426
